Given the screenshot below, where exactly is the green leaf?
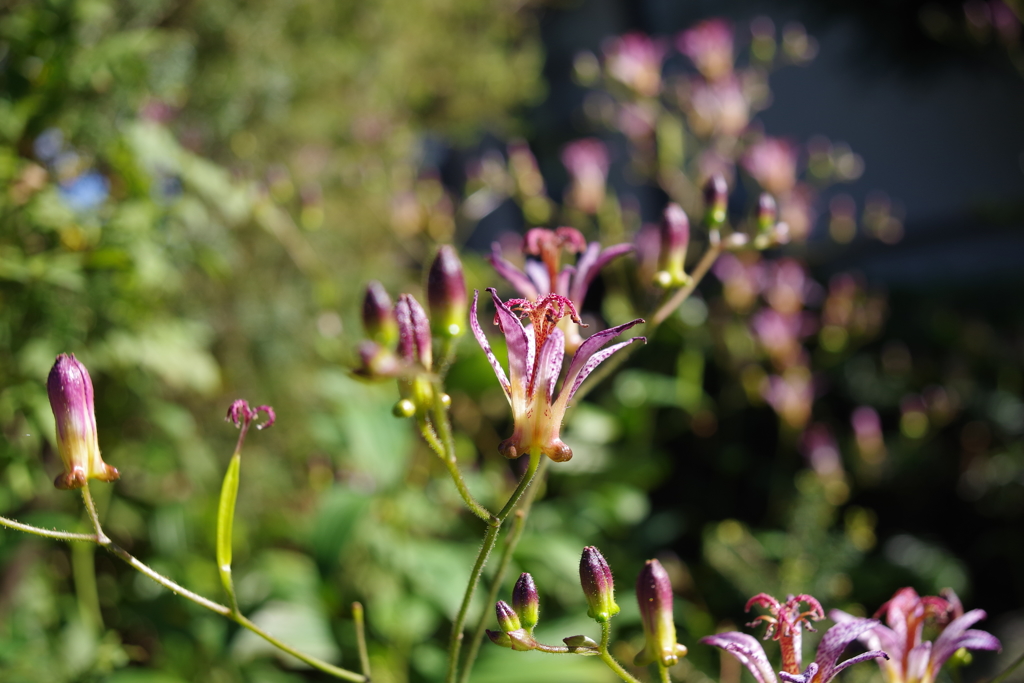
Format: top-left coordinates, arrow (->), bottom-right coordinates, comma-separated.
216,451 -> 241,609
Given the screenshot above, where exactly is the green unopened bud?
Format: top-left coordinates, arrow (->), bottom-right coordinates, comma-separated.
47,354 -> 119,490
634,558 -> 688,668
757,193 -> 777,233
486,629 -> 513,648
362,281 -> 397,345
353,341 -> 401,380
495,600 -> 521,632
704,174 -> 729,228
512,573 -> 540,633
563,634 -> 600,651
580,546 -> 620,623
392,399 -> 417,418
655,203 -> 691,288
427,245 -> 467,338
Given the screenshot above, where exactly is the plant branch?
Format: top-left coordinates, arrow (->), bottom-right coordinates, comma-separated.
353,601 -> 372,681
0,515 -> 98,543
445,448 -> 542,683
599,620 -> 643,683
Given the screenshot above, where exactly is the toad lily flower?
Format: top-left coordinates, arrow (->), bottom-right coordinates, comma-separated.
830,588 -> 1000,683
471,288 -> 644,462
488,227 -> 634,352
701,593 -> 889,683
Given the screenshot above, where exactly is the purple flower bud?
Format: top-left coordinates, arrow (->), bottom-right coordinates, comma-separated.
427,245 -> 467,338
362,281 -> 397,345
495,600 -> 521,633
486,629 -> 513,648
758,193 -> 777,233
46,354 -> 119,490
512,572 -> 540,633
635,558 -> 686,667
395,294 -> 432,369
704,174 -> 729,227
353,341 -> 401,380
580,546 -> 620,622
655,203 -> 691,288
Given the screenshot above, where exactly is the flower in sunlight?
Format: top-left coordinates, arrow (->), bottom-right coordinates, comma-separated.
488,226 -> 633,352
47,354 -> 120,490
471,289 -> 644,461
701,593 -> 888,683
831,588 -> 1000,683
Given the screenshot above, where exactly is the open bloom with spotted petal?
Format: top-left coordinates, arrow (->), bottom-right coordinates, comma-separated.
488,227 -> 634,352
701,593 -> 888,683
471,288 -> 644,461
831,588 -> 1000,683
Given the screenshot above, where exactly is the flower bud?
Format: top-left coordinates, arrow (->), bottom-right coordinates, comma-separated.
704,174 -> 729,228
362,281 -> 397,345
757,193 -> 777,233
563,634 -> 599,650
353,341 -> 401,380
395,294 -> 432,369
579,546 -> 620,622
47,354 -> 119,490
512,572 -> 540,633
634,559 -> 688,668
655,203 -> 691,288
495,600 -> 521,633
486,629 -> 513,648
427,245 -> 467,338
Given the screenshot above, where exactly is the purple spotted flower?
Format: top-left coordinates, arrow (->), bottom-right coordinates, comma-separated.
471,289 -> 644,462
831,588 -> 1000,683
701,593 -> 888,683
488,226 -> 634,352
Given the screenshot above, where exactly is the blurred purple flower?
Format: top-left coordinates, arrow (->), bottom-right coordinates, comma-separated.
742,138 -> 799,195
561,138 -> 610,214
603,32 -> 667,97
702,593 -> 888,683
677,19 -> 735,81
831,588 -> 1000,683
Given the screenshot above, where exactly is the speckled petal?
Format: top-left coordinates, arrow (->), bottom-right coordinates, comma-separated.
470,291 -> 511,399
700,632 -> 778,683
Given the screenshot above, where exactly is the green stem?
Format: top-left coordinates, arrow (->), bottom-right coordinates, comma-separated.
445,449 -> 542,683
458,458 -> 550,683
417,416 -> 493,523
0,515 -> 97,543
658,664 -> 673,683
72,484 -> 366,681
599,620 -> 642,683
352,602 -> 372,681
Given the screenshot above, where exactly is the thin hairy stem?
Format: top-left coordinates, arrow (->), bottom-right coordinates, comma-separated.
459,458 -> 550,683
445,448 -> 542,683
658,663 -> 673,683
418,415 -> 493,523
599,620 -> 643,683
0,515 -> 97,542
353,601 -> 372,680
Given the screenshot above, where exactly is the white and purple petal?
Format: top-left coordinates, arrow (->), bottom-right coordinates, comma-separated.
487,288 -> 532,392
471,291 -> 512,398
700,632 -> 778,683
488,243 -> 541,301
557,318 -> 645,407
569,242 -> 634,307
928,610 -> 1000,680
813,618 -> 889,683
532,326 -> 565,403
524,259 -> 551,296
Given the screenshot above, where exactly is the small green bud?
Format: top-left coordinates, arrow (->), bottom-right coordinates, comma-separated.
392,399 -> 417,418
634,558 -> 687,668
512,573 -> 540,633
757,193 -> 777,233
580,546 -> 620,623
563,634 -> 599,651
427,245 -> 467,338
703,174 -> 729,228
362,281 -> 398,345
655,203 -> 692,288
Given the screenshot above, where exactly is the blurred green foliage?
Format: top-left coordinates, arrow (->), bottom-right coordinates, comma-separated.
1,1 -> 1021,683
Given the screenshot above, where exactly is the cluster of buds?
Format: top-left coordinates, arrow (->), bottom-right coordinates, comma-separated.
489,547 -> 688,670
354,246 -> 467,418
